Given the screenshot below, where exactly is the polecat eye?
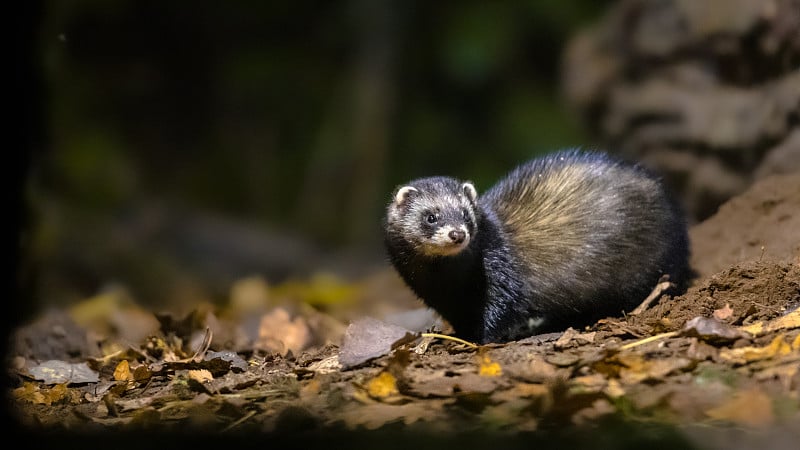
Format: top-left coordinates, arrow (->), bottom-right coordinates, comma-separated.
462,209 -> 471,222
426,214 -> 437,224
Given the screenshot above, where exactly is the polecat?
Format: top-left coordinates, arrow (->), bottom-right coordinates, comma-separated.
382,149 -> 690,344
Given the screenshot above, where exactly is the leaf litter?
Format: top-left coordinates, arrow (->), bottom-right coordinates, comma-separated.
6,174 -> 800,448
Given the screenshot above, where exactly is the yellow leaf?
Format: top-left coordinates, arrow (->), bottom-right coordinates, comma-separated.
740,321 -> 763,336
13,382 -> 45,404
113,360 -> 133,382
768,308 -> 800,332
719,334 -> 793,364
478,354 -> 503,377
604,379 -> 625,399
12,382 -> 70,406
366,371 -> 399,399
793,334 -> 800,351
740,308 -> 800,336
188,369 -> 213,384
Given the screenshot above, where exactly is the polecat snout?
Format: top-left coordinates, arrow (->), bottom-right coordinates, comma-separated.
383,149 -> 690,344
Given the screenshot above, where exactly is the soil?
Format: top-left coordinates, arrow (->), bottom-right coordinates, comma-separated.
6,172 -> 800,449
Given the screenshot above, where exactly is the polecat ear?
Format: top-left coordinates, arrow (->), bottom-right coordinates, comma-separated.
462,182 -> 477,203
394,186 -> 418,205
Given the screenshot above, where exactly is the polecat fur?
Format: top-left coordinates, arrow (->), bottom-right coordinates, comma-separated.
382,149 -> 690,344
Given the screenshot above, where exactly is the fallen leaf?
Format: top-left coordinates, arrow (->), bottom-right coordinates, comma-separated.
719,334 -> 793,364
366,371 -> 399,399
705,388 -> 774,428
490,383 -> 550,403
505,357 -> 560,383
205,350 -> 248,373
13,382 -> 72,406
477,353 -> 502,377
614,353 -> 693,384
113,360 -> 133,382
132,365 -> 152,382
29,360 -> 100,385
604,379 -> 625,398
256,307 -> 311,356
572,398 -> 616,425
554,328 -> 581,349
741,308 -> 800,336
338,316 -> 414,369
188,369 -> 213,384
571,374 -> 607,394
681,316 -> 748,344
712,303 -> 734,320
338,401 -> 446,430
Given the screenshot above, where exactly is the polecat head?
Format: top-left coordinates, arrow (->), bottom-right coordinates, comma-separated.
385,176 -> 478,257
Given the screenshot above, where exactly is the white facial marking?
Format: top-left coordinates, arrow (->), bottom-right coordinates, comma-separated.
422,224 -> 470,256
395,186 -> 418,205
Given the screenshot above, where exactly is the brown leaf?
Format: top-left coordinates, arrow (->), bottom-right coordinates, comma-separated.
16,382 -> 77,406
338,316 -> 414,369
256,307 -> 311,356
681,316 -> 749,344
712,303 -> 734,320
188,369 -> 213,384
614,353 -> 693,384
705,388 -> 774,428
338,401 -> 447,430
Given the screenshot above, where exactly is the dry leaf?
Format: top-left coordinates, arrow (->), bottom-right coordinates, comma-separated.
188,369 -> 214,384
741,308 -> 800,336
113,360 -> 133,382
712,303 -> 734,320
338,316 -> 414,369
705,388 -> 774,428
256,307 -> 311,355
478,353 -> 502,377
133,365 -> 152,382
681,316 -> 748,344
338,402 -> 446,430
490,383 -> 550,403
366,371 -> 399,399
719,334 -> 793,364
604,379 -> 625,398
12,382 -> 71,406
615,353 -> 693,384
29,360 -> 100,385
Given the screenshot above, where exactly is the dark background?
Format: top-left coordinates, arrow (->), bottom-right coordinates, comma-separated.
17,0 -> 612,321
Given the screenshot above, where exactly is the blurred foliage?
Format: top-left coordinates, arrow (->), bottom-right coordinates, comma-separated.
23,0 -> 613,312
35,0 -> 609,245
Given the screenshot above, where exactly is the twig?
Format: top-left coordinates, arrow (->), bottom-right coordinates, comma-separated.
629,278 -> 675,316
420,332 -> 479,349
619,331 -> 678,350
221,410 -> 257,433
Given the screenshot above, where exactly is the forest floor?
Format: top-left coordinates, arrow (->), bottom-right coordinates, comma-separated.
6,172 -> 800,450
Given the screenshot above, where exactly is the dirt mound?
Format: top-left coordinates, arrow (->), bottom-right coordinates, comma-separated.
689,172 -> 800,279
632,171 -> 800,333
637,260 -> 800,332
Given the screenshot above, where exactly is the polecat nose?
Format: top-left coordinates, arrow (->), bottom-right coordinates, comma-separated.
448,229 -> 466,244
